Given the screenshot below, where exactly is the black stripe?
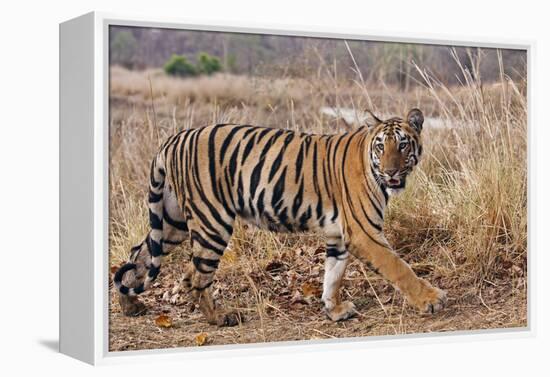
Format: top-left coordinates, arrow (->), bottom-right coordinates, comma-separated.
148,265 -> 160,280
190,128 -> 234,236
133,284 -> 145,295
216,176 -> 236,218
326,247 -> 347,258
191,230 -> 225,255
219,125 -> 246,164
312,141 -> 323,220
303,135 -> 312,157
242,127 -> 256,139
256,127 -> 273,143
292,179 -> 304,218
208,126 -> 221,200
298,205 -> 312,230
249,157 -> 266,200
187,199 -> 224,237
224,167 -> 238,210
268,132 -> 294,182
257,188 -> 266,216
241,132 -> 257,164
271,167 -> 287,211
228,141 -> 241,185
331,135 -> 346,181
365,174 -> 384,214
113,263 -> 137,284
365,186 -> 384,220
163,207 -> 188,231
316,200 -> 323,221
163,239 -> 182,245
200,224 -> 230,250
192,256 -> 220,274
119,285 -> 129,295
331,196 -> 339,222
237,173 -> 245,213
275,207 -> 293,231
149,238 -> 163,257
149,210 -> 162,230
148,190 -> 163,203
340,150 -> 388,248
250,129 -> 284,199
295,140 -> 305,183
359,202 -> 383,232
149,160 -> 160,188
250,129 -> 283,199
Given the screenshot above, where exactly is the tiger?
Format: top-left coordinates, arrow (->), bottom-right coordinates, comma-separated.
114,108 -> 447,326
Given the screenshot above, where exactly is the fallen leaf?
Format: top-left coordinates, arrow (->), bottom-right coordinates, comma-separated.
313,246 -> 326,255
311,266 -> 320,277
154,314 -> 172,328
195,332 -> 208,346
301,282 -> 321,298
290,290 -> 308,305
265,259 -> 285,274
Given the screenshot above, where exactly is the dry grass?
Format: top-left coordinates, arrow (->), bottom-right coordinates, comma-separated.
108,52 -> 527,351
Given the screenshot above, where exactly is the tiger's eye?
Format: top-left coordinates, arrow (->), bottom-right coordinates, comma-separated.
376,144 -> 384,152
399,142 -> 408,150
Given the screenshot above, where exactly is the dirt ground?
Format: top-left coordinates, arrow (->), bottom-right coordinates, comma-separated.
108,231 -> 527,351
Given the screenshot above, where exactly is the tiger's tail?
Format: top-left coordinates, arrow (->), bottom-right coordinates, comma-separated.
114,154 -> 166,296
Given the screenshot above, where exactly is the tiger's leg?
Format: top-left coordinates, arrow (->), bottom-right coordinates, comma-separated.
119,189 -> 189,316
322,236 -> 356,321
186,222 -> 241,327
348,231 -> 446,314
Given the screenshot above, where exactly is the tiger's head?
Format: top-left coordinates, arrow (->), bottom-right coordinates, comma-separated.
367,108 -> 424,196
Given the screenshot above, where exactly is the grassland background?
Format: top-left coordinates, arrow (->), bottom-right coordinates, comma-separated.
108,34 -> 527,351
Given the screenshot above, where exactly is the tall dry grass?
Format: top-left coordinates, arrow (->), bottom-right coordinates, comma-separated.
384,51 -> 527,293
108,49 -> 527,347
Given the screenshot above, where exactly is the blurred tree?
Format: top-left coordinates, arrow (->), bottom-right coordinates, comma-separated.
164,54 -> 197,77
109,26 -> 526,87
226,53 -> 237,73
110,30 -> 138,68
196,52 -> 222,75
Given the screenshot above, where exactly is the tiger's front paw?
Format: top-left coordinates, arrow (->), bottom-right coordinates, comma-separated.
408,279 -> 447,314
325,301 -> 357,321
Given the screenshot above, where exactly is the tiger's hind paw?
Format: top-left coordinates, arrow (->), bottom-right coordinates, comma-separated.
325,301 -> 357,322
213,311 -> 243,327
119,295 -> 147,317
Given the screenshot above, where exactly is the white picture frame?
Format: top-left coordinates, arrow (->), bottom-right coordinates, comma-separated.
59,11 -> 534,365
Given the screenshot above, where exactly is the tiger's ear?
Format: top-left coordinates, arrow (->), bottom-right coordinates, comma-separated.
364,109 -> 383,128
407,108 -> 424,133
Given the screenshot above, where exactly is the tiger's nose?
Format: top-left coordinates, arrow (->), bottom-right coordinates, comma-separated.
385,168 -> 398,177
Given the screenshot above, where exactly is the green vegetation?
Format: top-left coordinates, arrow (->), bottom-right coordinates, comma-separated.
197,52 -> 222,75
163,54 -> 198,77
164,52 -> 222,77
